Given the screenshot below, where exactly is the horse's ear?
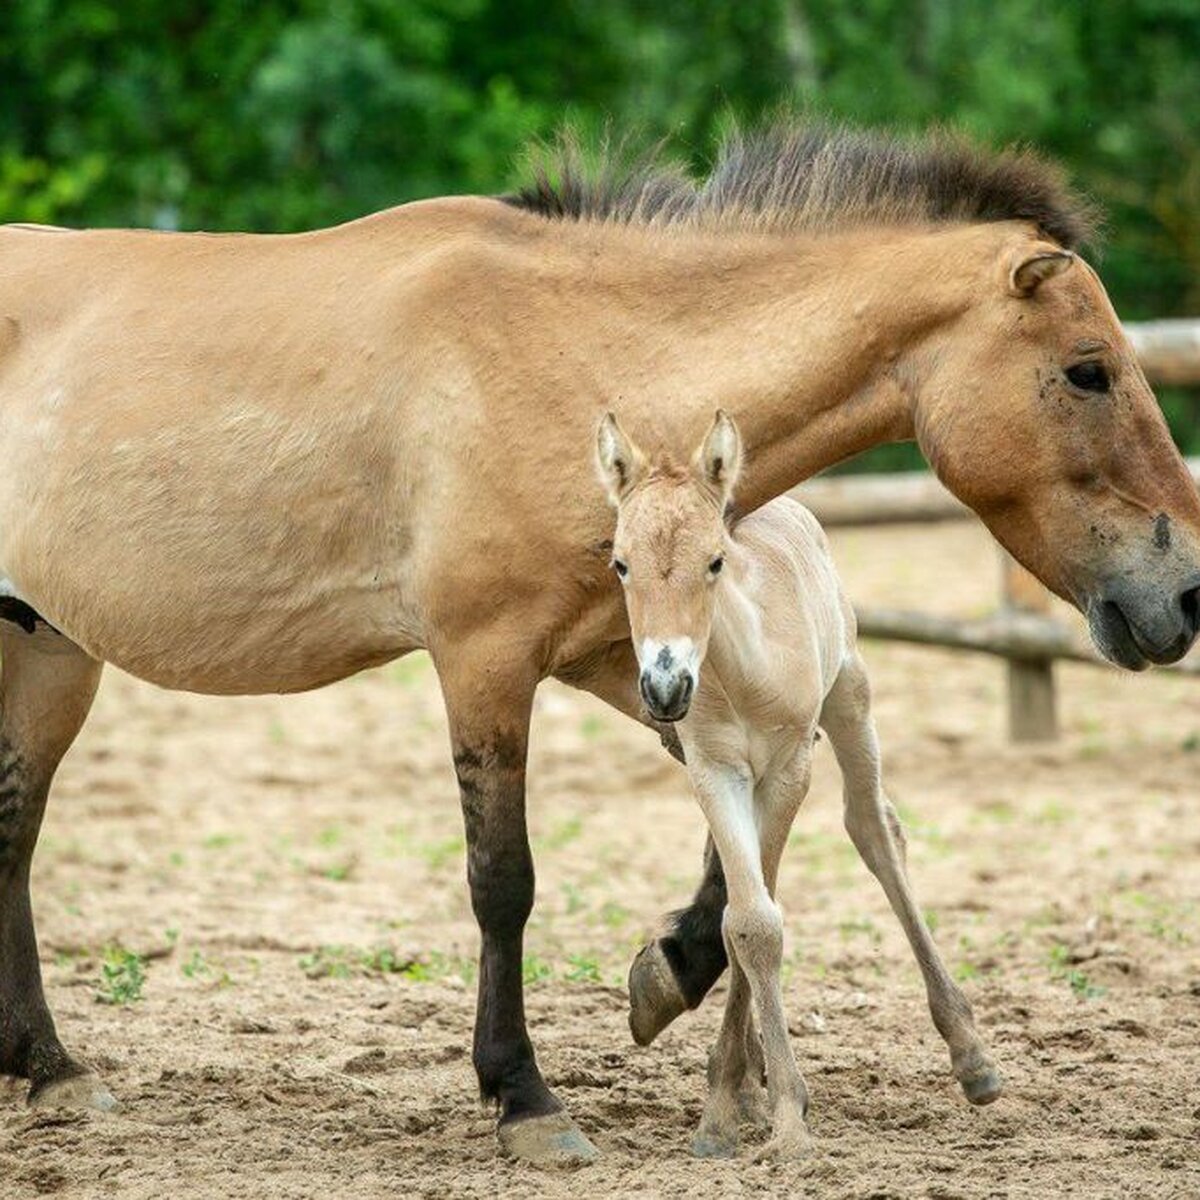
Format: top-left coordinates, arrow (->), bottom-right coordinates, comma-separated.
694,409 -> 742,503
595,412 -> 646,505
1007,246 -> 1074,297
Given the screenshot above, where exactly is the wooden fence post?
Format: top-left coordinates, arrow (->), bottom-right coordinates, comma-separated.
1000,551 -> 1058,741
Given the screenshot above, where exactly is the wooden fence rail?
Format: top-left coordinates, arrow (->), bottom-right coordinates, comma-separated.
1125,319 -> 1200,387
853,606 -> 1200,677
788,318 -> 1200,740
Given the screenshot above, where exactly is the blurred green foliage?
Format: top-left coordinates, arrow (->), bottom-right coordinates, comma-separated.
2,1 -> 1198,456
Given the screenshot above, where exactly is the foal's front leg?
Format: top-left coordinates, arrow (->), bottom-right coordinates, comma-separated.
691,760 -> 811,1160
437,645 -> 597,1166
555,640 -> 729,1043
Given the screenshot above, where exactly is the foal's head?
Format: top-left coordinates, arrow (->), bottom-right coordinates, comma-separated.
596,411 -> 740,722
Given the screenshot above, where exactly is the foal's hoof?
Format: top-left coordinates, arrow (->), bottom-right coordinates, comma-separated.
497,1111 -> 598,1168
29,1072 -> 119,1113
736,1080 -> 771,1129
960,1064 -> 1003,1106
628,940 -> 686,1046
751,1130 -> 814,1163
691,1126 -> 738,1159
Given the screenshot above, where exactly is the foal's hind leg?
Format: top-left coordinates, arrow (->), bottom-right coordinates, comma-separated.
691,957 -> 754,1157
821,656 -> 1001,1105
0,626 -> 110,1109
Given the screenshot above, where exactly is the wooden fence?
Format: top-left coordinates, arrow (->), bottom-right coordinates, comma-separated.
791,319 -> 1200,742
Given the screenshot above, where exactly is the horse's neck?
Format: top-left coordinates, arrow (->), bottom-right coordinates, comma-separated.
567,220 -> 992,513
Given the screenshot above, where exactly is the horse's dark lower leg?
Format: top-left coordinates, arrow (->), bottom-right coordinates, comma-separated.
441,651 -> 596,1165
0,752 -> 69,1092
628,834 -> 729,1045
455,735 -> 556,1120
664,836 -> 730,1002
0,628 -> 108,1107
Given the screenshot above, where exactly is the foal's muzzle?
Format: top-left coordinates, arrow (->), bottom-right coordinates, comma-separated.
639,668 -> 695,722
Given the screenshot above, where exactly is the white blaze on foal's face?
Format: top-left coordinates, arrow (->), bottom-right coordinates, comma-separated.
596,410 -> 743,723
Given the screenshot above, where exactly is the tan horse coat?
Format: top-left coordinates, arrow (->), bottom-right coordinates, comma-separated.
1,124 -> 1198,1164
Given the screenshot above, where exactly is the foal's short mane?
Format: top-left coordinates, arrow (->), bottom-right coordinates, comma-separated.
503,120 -> 1097,250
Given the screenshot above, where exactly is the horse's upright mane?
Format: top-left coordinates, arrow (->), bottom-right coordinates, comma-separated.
502,120 -> 1097,249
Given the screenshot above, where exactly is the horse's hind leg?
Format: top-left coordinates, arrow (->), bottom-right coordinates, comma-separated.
691,956 -> 754,1158
628,835 -> 728,1045
821,655 -> 1001,1106
0,624 -> 110,1109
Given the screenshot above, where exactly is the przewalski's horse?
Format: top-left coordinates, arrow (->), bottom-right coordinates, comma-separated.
596,410 -> 1000,1159
1,122 -> 1198,1165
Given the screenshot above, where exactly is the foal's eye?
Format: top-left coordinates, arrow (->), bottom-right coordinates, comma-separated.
612,558 -> 629,580
1065,361 -> 1110,393
708,555 -> 725,578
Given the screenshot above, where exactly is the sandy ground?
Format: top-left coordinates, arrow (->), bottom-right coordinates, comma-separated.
1,520 -> 1198,1199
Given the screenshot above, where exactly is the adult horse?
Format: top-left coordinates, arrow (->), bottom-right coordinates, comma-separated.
0,122 -> 1197,1166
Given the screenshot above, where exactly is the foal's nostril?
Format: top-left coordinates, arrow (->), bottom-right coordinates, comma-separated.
1180,585 -> 1200,641
639,668 -> 694,720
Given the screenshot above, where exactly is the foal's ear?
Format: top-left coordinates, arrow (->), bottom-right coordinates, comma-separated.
595,412 -> 647,505
694,409 -> 742,502
1007,246 -> 1074,297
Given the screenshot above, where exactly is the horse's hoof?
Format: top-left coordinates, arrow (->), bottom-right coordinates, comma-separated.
628,940 -> 686,1046
497,1111 -> 598,1168
691,1126 -> 738,1159
29,1071 -> 119,1113
960,1064 -> 1003,1106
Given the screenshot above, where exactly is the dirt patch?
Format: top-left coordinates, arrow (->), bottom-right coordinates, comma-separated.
2,522 -> 1198,1198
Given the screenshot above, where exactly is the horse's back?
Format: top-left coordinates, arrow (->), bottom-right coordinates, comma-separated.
0,199 -> 514,692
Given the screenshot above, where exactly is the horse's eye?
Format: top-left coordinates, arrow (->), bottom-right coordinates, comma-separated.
1066,361 -> 1110,393
612,558 -> 629,580
708,555 -> 725,577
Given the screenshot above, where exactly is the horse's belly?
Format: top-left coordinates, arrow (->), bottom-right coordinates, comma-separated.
12,564 -> 422,694
0,431 -> 424,694
0,341 -> 426,692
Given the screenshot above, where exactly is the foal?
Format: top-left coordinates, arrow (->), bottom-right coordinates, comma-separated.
596,411 -> 1001,1158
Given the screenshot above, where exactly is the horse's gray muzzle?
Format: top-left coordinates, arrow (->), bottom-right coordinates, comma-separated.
1088,577 -> 1200,670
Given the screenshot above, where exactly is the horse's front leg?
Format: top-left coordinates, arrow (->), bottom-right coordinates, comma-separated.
627,836 -> 729,1043
438,643 -> 597,1166
555,639 -> 729,1043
